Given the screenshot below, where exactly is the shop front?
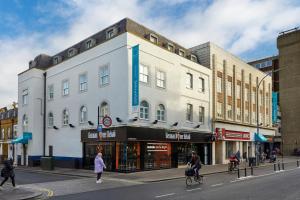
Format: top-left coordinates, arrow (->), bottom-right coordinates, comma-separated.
81,127 -> 212,172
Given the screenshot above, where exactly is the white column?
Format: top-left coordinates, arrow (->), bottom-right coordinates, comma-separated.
212,142 -> 216,165
222,141 -> 226,164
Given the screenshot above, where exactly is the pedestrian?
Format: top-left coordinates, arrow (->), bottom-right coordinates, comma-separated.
94,152 -> 106,184
0,159 -> 16,188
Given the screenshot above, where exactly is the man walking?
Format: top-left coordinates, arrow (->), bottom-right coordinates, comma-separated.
0,159 -> 16,188
94,152 -> 106,184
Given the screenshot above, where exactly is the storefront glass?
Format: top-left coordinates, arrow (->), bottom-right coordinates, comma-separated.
226,141 -> 234,158
144,142 -> 171,170
177,143 -> 193,166
116,142 -> 140,172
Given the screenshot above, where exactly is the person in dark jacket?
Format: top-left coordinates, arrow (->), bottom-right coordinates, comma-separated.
0,159 -> 15,187
189,151 -> 201,179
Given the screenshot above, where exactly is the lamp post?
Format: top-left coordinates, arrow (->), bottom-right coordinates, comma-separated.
255,68 -> 283,165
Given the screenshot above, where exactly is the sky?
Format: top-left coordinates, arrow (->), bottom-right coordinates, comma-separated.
0,0 -> 300,107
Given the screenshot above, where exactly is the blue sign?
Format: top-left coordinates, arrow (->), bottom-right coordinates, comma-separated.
97,125 -> 103,132
132,45 -> 139,107
272,92 -> 278,124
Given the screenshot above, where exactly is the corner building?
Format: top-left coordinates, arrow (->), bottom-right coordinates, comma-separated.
191,42 -> 275,164
17,18 -> 213,171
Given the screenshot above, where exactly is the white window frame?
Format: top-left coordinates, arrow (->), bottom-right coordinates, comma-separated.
150,34 -> 158,44
62,109 -> 69,126
179,49 -> 185,57
186,103 -> 193,122
85,38 -> 95,49
199,106 -> 205,124
48,112 -> 54,127
80,106 -> 88,124
22,114 -> 28,132
22,89 -> 28,105
139,64 -> 149,84
99,65 -> 110,86
48,85 -> 54,100
217,76 -> 222,93
106,29 -> 115,39
199,77 -> 205,92
100,102 -> 109,120
186,73 -> 193,89
79,73 -> 88,92
156,104 -> 166,121
140,101 -> 149,120
62,80 -> 69,96
167,43 -> 174,52
191,54 -> 197,62
156,70 -> 166,88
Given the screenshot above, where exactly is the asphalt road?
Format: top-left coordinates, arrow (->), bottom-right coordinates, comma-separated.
52,167 -> 300,200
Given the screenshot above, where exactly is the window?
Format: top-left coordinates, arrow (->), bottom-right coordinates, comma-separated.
179,49 -> 185,57
140,101 -> 149,119
79,74 -> 88,92
236,81 -> 241,121
267,60 -> 272,67
199,106 -> 205,124
216,73 -> 222,93
191,55 -> 197,62
255,63 -> 261,68
167,43 -> 174,52
53,56 -> 61,65
62,109 -> 69,126
62,80 -> 69,96
85,38 -> 95,49
199,77 -> 205,92
150,34 -> 158,44
99,65 -> 110,86
48,85 -> 54,100
139,64 -> 149,83
80,106 -> 88,123
186,104 -> 193,121
106,29 -> 115,39
186,73 -> 193,89
217,102 -> 223,118
22,114 -> 28,132
1,129 -> 4,140
48,112 -> 54,127
22,89 -> 28,105
156,71 -> 165,88
252,87 -> 257,124
100,102 -> 109,118
226,141 -> 234,158
68,48 -> 77,57
157,104 -> 165,121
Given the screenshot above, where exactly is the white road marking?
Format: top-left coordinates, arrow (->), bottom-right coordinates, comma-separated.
186,187 -> 202,192
155,193 -> 176,198
211,183 -> 223,187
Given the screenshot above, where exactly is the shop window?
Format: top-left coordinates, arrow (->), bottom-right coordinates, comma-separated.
140,101 -> 149,120
144,143 -> 171,170
116,142 -> 140,172
226,141 -> 234,158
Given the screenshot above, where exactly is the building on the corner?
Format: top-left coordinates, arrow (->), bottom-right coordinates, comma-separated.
190,42 -> 275,164
248,56 -> 282,151
0,103 -> 18,163
277,28 -> 300,155
17,18 -> 213,171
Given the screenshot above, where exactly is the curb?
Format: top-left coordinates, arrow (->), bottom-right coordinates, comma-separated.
0,187 -> 44,200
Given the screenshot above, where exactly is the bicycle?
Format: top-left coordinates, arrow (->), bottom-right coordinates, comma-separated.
185,165 -> 203,186
228,156 -> 239,173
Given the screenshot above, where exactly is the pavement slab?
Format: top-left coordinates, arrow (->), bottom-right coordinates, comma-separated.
0,185 -> 43,200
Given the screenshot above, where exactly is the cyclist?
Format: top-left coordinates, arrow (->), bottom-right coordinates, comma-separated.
189,151 -> 201,179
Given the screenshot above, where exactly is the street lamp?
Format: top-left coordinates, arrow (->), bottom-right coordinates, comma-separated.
255,68 -> 284,165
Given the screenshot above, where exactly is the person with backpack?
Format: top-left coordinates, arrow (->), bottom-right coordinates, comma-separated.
0,159 -> 16,188
188,151 -> 201,179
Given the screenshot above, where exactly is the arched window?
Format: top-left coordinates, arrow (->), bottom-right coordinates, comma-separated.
80,106 -> 88,123
100,102 -> 109,118
156,104 -> 165,121
62,109 -> 69,126
140,101 -> 149,119
48,112 -> 54,127
22,114 -> 28,132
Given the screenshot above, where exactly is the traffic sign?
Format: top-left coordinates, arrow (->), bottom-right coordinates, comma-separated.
97,125 -> 103,132
102,116 -> 112,128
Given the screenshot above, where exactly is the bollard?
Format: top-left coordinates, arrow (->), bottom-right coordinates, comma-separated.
282,162 -> 285,170
297,160 -> 299,168
274,163 -> 277,171
278,162 -> 281,171
251,164 -> 253,176
244,167 -> 247,177
237,167 -> 240,178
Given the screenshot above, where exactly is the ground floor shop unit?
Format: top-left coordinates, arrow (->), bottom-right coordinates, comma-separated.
214,122 -> 276,164
81,126 -> 213,172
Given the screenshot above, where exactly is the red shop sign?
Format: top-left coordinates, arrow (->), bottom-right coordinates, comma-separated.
224,130 -> 250,141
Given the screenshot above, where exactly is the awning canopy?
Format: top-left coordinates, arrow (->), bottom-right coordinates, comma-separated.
12,132 -> 32,144
255,133 -> 268,142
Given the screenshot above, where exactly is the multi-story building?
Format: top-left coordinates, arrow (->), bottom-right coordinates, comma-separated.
17,18 -> 213,170
249,56 -> 281,150
0,104 -> 18,163
191,42 -> 275,164
277,28 -> 300,155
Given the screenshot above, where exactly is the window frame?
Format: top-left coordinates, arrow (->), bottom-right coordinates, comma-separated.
48,85 -> 54,100
186,103 -> 193,122
179,49 -> 185,57
79,73 -> 88,92
167,43 -> 174,52
62,80 -> 69,96
199,77 -> 205,92
22,114 -> 28,132
156,104 -> 166,122
156,70 -> 166,89
199,106 -> 205,124
22,89 -> 29,105
150,34 -> 158,44
48,112 -> 54,128
139,101 -> 150,120
62,109 -> 69,126
186,73 -> 193,89
99,65 -> 110,87
79,106 -> 88,124
139,64 -> 149,84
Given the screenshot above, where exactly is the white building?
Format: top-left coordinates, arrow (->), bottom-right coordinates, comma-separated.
17,18 -> 213,170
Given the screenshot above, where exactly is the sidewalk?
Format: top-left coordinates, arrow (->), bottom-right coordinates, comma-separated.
0,185 -> 43,200
12,156 -> 300,183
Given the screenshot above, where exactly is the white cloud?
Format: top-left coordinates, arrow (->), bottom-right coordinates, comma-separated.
0,0 -> 300,107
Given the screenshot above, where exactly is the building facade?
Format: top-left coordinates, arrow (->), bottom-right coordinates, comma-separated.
0,104 -> 18,163
191,42 -> 275,164
277,28 -> 300,155
17,18 -> 213,171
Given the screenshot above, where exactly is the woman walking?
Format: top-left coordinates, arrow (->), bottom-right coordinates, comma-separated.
0,159 -> 16,188
94,152 -> 106,184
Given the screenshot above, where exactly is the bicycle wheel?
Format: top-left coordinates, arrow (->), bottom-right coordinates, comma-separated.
186,176 -> 192,187
228,163 -> 233,173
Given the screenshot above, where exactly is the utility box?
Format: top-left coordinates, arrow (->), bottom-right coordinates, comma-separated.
41,157 -> 54,170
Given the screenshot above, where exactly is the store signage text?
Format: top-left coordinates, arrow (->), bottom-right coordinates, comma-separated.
147,143 -> 168,152
165,133 -> 191,140
99,130 -> 116,139
216,128 -> 250,141
88,132 -> 98,139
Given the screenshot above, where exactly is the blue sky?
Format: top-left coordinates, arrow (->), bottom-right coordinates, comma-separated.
0,0 -> 300,107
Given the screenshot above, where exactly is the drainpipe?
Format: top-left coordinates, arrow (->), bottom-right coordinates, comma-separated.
43,72 -> 47,157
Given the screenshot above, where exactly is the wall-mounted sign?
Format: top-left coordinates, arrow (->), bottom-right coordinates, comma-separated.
165,132 -> 191,140
147,143 -> 168,152
132,45 -> 139,109
88,132 -> 98,139
97,125 -> 103,132
102,116 -> 112,128
99,130 -> 116,139
215,128 -> 250,141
